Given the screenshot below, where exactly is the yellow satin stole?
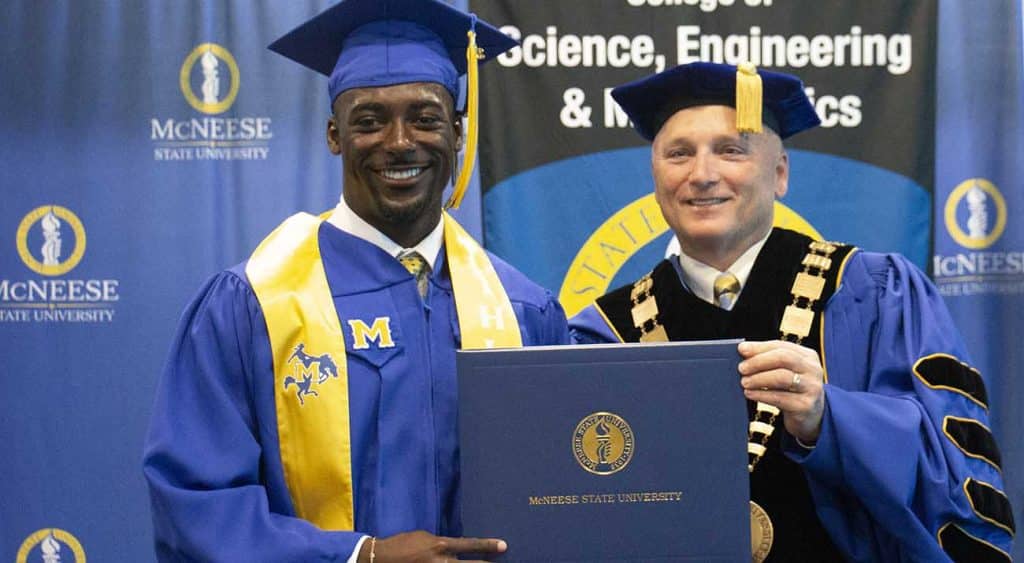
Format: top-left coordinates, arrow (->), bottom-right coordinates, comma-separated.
245,211 -> 521,529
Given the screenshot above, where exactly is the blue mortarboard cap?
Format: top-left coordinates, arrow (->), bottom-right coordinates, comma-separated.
611,62 -> 821,141
268,0 -> 518,107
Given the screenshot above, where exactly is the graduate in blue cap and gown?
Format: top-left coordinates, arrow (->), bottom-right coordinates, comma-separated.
571,62 -> 1015,562
142,1 -> 569,561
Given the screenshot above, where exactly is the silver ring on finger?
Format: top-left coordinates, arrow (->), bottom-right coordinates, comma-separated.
790,371 -> 802,392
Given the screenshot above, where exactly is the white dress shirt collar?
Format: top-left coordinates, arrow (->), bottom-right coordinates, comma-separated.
326,197 -> 444,269
674,231 -> 771,306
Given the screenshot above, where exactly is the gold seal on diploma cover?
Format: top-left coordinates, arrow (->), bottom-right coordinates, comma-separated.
572,412 -> 634,475
750,500 -> 774,563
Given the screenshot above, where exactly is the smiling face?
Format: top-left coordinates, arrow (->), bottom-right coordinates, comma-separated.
651,105 -> 789,270
328,82 -> 462,247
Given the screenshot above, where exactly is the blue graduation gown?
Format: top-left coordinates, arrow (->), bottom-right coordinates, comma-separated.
143,222 -> 570,562
571,248 -> 1014,561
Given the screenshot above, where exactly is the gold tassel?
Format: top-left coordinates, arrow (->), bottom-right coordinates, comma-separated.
444,29 -> 484,210
735,62 -> 763,134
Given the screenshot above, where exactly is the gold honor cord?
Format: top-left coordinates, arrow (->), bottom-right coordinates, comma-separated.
443,211 -> 523,349
444,28 -> 483,210
246,212 -> 355,530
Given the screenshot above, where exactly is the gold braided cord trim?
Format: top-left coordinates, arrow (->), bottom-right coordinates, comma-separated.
833,247 -> 858,285
592,301 -> 626,343
913,353 -> 989,410
943,415 -> 1002,472
963,478 -> 1016,535
818,247 -> 858,384
937,522 -> 1012,562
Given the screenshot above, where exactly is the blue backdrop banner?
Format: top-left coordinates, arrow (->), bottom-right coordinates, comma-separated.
0,3 -> 332,560
0,1 -> 1020,561
0,1 -> 482,561
935,1 -> 1024,560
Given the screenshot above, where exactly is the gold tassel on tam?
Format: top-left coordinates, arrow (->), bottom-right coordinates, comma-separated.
735,62 -> 763,134
444,21 -> 485,210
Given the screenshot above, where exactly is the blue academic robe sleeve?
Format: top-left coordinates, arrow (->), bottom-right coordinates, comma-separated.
789,252 -> 1014,561
510,288 -> 571,346
486,250 -> 571,347
143,271 -> 362,562
568,304 -> 621,344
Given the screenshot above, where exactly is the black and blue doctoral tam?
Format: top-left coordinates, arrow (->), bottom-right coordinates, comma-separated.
611,62 -> 821,141
268,0 -> 518,107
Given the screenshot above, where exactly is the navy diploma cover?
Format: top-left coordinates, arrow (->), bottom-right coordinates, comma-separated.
457,340 -> 750,562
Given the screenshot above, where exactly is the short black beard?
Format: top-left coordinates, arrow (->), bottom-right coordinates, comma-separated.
378,192 -> 434,225
373,174 -> 446,229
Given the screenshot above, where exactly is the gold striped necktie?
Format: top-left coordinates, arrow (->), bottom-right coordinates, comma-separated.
398,250 -> 431,298
713,272 -> 741,310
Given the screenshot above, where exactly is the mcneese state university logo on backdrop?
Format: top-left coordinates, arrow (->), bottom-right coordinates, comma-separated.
16,528 -> 85,563
934,178 -> 1024,297
1,206 -> 119,324
150,43 -> 273,161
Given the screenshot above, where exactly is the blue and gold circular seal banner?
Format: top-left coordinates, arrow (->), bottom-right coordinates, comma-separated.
943,178 -> 1007,250
16,205 -> 87,277
16,528 -> 86,563
179,43 -> 240,115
